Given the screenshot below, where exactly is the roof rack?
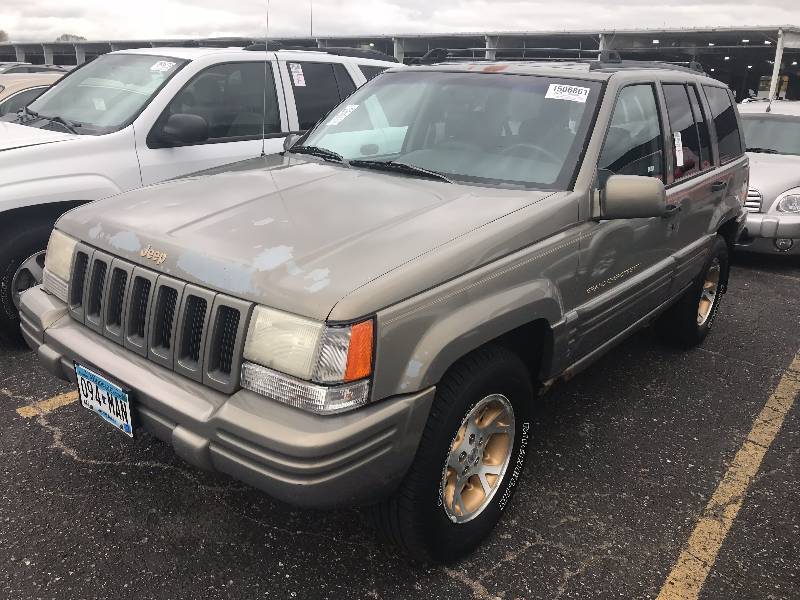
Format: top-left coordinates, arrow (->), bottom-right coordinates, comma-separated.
243,43 -> 398,62
412,47 -> 706,74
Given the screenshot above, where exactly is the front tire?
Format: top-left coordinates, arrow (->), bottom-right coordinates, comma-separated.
0,223 -> 53,334
656,234 -> 729,348
372,345 -> 534,562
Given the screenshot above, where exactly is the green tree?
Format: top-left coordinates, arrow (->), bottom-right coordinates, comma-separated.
55,34 -> 87,42
0,30 -> 9,43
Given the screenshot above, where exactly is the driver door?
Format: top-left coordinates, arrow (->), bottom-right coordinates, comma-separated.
572,82 -> 679,359
135,60 -> 288,186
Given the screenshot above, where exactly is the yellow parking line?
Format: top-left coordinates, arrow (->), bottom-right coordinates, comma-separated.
16,390 -> 79,418
657,351 -> 800,600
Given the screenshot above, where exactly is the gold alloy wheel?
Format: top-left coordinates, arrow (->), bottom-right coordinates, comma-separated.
441,394 -> 515,523
697,258 -> 721,327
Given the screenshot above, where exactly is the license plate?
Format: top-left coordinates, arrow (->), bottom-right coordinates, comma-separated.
75,363 -> 133,438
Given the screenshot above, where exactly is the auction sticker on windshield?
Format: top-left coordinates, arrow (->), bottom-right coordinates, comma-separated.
545,84 -> 590,103
75,363 -> 133,438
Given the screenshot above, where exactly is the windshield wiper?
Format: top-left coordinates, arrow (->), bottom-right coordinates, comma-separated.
20,107 -> 81,134
746,147 -> 781,154
289,145 -> 347,164
349,159 -> 453,184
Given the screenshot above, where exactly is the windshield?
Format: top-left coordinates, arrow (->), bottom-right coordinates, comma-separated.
742,114 -> 800,156
25,54 -> 187,134
300,71 -> 602,189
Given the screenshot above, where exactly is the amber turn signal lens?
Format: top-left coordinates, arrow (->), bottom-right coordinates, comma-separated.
344,319 -> 374,382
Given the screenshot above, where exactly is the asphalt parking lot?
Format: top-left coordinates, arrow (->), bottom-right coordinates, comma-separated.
1,253 -> 798,600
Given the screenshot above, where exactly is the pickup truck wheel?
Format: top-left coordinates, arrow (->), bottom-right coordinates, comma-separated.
372,345 -> 534,562
0,224 -> 52,334
656,235 -> 729,348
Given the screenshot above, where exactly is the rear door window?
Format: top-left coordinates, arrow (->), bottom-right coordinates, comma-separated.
687,85 -> 713,168
289,61 -> 354,130
663,84 -> 708,181
598,84 -> 665,181
703,86 -> 744,163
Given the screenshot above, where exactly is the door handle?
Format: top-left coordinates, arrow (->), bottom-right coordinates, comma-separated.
662,204 -> 681,218
711,181 -> 727,192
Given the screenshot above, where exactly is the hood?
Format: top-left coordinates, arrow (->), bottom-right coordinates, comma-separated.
0,121 -> 76,152
747,152 -> 800,209
57,154 -> 554,321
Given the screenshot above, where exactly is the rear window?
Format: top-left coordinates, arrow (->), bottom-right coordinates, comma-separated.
703,86 -> 743,163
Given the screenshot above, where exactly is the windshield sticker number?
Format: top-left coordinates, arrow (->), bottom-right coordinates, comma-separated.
327,104 -> 359,126
150,60 -> 176,73
289,63 -> 306,87
545,84 -> 590,103
673,131 -> 684,167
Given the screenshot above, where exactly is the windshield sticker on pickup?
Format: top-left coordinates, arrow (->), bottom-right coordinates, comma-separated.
92,97 -> 106,111
150,60 -> 176,73
289,63 -> 306,87
545,84 -> 590,103
327,104 -> 359,126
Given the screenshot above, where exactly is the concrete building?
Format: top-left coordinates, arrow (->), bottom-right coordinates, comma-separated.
2,25 -> 798,101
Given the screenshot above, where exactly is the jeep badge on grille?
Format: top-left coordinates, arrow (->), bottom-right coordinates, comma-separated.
140,245 -> 167,265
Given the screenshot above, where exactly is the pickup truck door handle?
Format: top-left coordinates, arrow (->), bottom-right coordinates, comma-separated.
711,181 -> 727,192
662,204 -> 681,218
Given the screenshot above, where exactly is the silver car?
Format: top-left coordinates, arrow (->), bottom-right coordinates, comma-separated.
736,100 -> 800,254
21,59 -> 747,561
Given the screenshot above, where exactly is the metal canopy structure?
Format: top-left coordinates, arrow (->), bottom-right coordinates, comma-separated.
1,25 -> 798,100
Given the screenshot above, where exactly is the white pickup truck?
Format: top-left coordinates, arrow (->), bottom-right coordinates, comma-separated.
0,44 -> 397,332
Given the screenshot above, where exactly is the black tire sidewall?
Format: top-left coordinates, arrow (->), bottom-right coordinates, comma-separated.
0,224 -> 52,328
414,353 -> 534,562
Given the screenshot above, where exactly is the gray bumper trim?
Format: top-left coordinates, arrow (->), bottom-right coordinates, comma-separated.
740,212 -> 800,240
20,286 -> 434,508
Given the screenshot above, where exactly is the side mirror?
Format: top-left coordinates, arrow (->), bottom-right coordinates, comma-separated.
283,132 -> 302,152
601,175 -> 667,219
158,113 -> 208,146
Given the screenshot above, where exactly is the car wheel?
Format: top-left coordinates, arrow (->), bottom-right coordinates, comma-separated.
0,224 -> 52,334
656,234 -> 729,348
372,345 -> 534,562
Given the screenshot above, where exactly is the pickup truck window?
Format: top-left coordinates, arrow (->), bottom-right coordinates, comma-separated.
159,62 -> 280,141
25,53 -> 187,134
302,71 -> 602,190
598,84 -> 664,181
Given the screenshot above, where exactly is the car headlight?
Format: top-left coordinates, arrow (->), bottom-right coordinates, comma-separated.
776,189 -> 800,213
241,305 -> 374,414
43,229 -> 77,302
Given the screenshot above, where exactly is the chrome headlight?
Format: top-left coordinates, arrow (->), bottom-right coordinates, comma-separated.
776,188 -> 800,213
241,305 -> 374,414
43,230 -> 77,301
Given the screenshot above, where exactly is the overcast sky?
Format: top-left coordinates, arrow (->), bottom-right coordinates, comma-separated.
2,0 -> 798,42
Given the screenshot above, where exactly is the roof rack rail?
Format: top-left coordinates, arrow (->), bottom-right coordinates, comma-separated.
243,42 -> 398,62
411,47 -> 706,74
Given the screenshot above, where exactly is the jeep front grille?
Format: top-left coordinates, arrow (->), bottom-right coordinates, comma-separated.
67,243 -> 251,394
745,189 -> 763,213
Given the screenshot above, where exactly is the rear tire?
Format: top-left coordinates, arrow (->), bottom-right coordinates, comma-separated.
371,345 -> 535,562
0,223 -> 53,335
656,234 -> 729,348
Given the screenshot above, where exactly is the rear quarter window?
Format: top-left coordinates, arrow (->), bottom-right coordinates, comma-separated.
703,86 -> 744,163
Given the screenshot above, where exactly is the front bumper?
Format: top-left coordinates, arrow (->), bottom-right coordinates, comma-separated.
734,212 -> 800,255
20,286 -> 434,508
